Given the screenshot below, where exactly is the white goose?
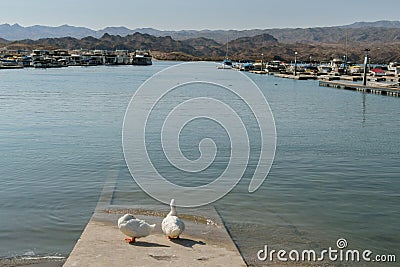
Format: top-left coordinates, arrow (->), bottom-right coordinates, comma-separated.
162,199 -> 185,239
117,214 -> 156,243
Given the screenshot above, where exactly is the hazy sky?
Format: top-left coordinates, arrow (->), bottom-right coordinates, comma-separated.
1,0 -> 399,30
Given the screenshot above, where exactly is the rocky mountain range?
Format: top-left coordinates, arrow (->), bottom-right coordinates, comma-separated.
2,20 -> 400,43
1,20 -> 400,63
343,20 -> 400,28
2,31 -> 400,63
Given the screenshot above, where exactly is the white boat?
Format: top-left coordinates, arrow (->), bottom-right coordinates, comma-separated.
388,62 -> 400,75
330,58 -> 346,74
267,60 -> 286,73
253,60 -> 266,71
0,57 -> 23,69
33,57 -> 62,68
317,62 -> 332,74
69,54 -> 83,66
217,37 -> 233,69
349,65 -> 364,75
131,50 -> 152,65
217,58 -> 233,69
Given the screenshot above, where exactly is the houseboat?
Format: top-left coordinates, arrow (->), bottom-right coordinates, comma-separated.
388,62 -> 400,75
131,50 -> 152,65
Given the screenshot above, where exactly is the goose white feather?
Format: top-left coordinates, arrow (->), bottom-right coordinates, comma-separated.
118,214 -> 156,242
162,199 -> 185,239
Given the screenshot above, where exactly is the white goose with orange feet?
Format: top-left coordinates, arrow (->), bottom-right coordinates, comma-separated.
118,214 -> 156,243
162,199 -> 185,239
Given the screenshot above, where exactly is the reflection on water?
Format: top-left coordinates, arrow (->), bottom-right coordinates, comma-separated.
362,92 -> 366,126
0,64 -> 399,266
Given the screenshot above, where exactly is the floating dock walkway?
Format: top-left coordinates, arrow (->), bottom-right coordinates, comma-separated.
319,80 -> 400,97
274,73 -> 317,80
272,73 -> 400,97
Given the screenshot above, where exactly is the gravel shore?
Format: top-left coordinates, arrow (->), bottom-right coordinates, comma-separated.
0,258 -> 65,267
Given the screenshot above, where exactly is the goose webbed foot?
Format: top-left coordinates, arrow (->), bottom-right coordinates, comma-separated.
125,237 -> 136,243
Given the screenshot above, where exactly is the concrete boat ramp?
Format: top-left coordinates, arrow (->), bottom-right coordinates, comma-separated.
63,176 -> 246,267
63,206 -> 246,267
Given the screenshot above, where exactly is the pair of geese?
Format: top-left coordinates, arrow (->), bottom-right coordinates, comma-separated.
118,199 -> 185,243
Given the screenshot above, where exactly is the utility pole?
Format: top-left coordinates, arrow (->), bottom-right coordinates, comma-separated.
363,48 -> 370,86
261,53 -> 264,71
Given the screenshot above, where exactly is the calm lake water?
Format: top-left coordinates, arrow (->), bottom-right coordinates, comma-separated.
0,63 -> 399,266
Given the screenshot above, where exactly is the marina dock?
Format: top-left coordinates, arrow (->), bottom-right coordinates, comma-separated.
271,72 -> 400,97
274,73 -> 317,80
319,80 -> 400,97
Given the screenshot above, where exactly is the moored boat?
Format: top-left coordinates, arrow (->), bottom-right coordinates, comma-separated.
388,62 -> 400,75
349,65 -> 364,75
239,62 -> 254,71
131,50 -> 152,65
317,62 -> 332,74
266,60 -> 286,73
0,57 -> 23,69
217,58 -> 233,69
